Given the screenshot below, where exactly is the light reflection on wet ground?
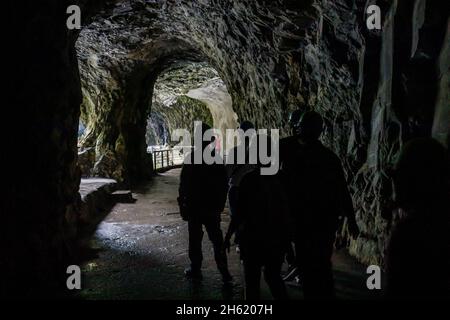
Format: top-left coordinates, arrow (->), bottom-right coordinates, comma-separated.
79,169 -> 382,300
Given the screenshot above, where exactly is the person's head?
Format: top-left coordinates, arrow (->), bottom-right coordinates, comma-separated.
394,138 -> 449,214
239,120 -> 255,132
288,109 -> 304,136
239,120 -> 255,150
297,111 -> 323,142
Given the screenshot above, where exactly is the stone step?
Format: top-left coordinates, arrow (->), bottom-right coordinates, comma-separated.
78,178 -> 119,241
111,190 -> 135,203
79,178 -> 118,201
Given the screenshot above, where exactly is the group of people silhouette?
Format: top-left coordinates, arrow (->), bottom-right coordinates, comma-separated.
177,107 -> 450,300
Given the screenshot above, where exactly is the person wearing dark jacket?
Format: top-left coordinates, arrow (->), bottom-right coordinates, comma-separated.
279,108 -> 308,281
178,124 -> 232,283
386,138 -> 450,299
285,111 -> 359,299
224,134 -> 290,300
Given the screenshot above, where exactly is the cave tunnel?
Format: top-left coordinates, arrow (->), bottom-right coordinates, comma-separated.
146,62 -> 237,151
3,0 -> 449,301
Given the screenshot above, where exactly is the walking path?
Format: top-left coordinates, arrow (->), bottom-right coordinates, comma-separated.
78,169 -> 382,300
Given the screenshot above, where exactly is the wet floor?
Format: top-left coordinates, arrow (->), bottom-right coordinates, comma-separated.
78,168 -> 382,300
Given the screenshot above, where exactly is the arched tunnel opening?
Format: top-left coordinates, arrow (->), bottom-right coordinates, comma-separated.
147,62 -> 237,151
3,0 -> 449,301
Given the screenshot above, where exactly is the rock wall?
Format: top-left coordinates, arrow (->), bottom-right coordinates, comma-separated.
4,0 -> 83,297
348,1 -> 449,264
76,3 -> 206,184
77,53 -> 155,184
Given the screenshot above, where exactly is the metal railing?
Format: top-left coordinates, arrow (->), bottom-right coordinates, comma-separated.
151,146 -> 189,172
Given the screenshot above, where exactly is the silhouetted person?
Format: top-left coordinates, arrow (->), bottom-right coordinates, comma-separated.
279,108 -> 308,281
386,138 -> 450,299
285,111 -> 359,299
224,134 -> 290,300
178,123 -> 232,283
226,121 -> 256,252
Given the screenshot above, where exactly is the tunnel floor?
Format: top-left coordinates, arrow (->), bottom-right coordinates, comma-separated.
77,169 -> 382,300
